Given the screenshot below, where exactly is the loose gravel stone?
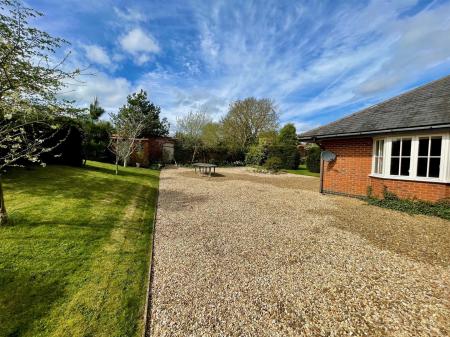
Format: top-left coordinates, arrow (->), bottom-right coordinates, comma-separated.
149,167 -> 450,337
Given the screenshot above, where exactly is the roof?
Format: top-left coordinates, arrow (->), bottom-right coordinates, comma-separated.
299,75 -> 450,140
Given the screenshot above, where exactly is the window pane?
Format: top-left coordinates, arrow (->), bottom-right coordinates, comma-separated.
374,157 -> 379,173
429,158 -> 441,178
402,139 -> 411,156
390,158 -> 399,175
391,140 -> 400,156
378,157 -> 383,174
378,140 -> 384,156
400,157 -> 410,176
430,138 -> 442,156
418,138 -> 429,156
417,158 -> 428,177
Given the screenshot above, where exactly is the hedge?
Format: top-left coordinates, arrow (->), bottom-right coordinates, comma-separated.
306,147 -> 321,173
267,144 -> 299,170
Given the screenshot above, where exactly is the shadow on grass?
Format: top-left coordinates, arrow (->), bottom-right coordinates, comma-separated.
0,163 -> 160,337
0,268 -> 64,337
3,165 -> 158,229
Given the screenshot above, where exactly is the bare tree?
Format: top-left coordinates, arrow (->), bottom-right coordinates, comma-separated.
0,0 -> 81,225
176,110 -> 212,163
109,107 -> 146,175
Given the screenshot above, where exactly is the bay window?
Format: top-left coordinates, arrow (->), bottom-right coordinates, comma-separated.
371,133 -> 449,182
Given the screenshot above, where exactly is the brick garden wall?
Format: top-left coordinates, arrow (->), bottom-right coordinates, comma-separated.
320,138 -> 450,202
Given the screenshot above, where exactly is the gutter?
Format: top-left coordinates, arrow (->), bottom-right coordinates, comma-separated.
299,123 -> 450,141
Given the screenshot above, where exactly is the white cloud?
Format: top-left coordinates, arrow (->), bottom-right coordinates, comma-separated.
136,54 -> 151,65
83,44 -> 111,66
64,71 -> 132,113
119,28 -> 160,54
119,28 -> 160,65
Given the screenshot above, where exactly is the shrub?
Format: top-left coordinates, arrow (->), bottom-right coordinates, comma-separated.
264,156 -> 282,172
367,187 -> 450,220
245,144 -> 266,166
267,144 -> 299,169
174,140 -> 194,163
306,146 -> 321,173
82,120 -> 114,163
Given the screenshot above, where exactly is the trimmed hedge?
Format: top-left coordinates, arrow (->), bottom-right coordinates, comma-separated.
174,140 -> 245,165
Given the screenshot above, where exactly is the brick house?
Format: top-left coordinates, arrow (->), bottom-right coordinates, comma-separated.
299,75 -> 450,202
112,136 -> 175,167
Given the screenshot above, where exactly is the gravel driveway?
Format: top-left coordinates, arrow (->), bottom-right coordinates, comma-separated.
149,167 -> 449,337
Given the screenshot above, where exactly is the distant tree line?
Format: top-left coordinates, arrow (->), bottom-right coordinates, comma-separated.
174,98 -> 300,170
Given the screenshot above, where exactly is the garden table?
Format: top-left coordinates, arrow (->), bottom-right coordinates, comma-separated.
193,163 -> 217,176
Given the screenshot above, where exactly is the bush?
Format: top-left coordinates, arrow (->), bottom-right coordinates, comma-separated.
174,139 -> 245,166
267,144 -> 299,169
264,156 -> 282,172
82,120 -> 114,163
306,146 -> 321,173
174,140 -> 194,163
245,144 -> 266,166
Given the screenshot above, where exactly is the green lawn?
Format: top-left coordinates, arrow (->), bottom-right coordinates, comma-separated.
0,161 -> 159,337
284,164 -> 320,177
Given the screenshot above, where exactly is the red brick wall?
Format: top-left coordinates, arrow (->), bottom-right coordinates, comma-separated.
320,137 -> 450,202
321,138 -> 373,197
129,137 -> 175,167
370,176 -> 449,202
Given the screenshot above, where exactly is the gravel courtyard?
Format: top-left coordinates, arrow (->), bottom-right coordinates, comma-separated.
149,167 -> 449,337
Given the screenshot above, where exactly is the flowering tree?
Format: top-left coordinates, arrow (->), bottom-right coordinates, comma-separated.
109,105 -> 147,175
0,0 -> 81,225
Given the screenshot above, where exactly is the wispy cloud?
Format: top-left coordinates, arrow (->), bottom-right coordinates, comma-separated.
113,6 -> 147,23
32,0 -> 450,132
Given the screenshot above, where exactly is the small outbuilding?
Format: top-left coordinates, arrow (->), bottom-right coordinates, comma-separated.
299,75 -> 450,202
126,137 -> 175,167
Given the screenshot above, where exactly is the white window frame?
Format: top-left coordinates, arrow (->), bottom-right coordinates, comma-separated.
372,139 -> 384,174
371,132 -> 450,183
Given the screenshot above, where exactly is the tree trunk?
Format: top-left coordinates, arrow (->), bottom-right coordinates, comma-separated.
0,175 -> 8,226
191,146 -> 197,163
115,157 -> 119,175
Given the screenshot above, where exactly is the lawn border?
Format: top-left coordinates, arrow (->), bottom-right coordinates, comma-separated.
142,179 -> 160,337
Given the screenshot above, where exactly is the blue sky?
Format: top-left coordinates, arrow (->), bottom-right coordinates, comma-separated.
28,0 -> 450,133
